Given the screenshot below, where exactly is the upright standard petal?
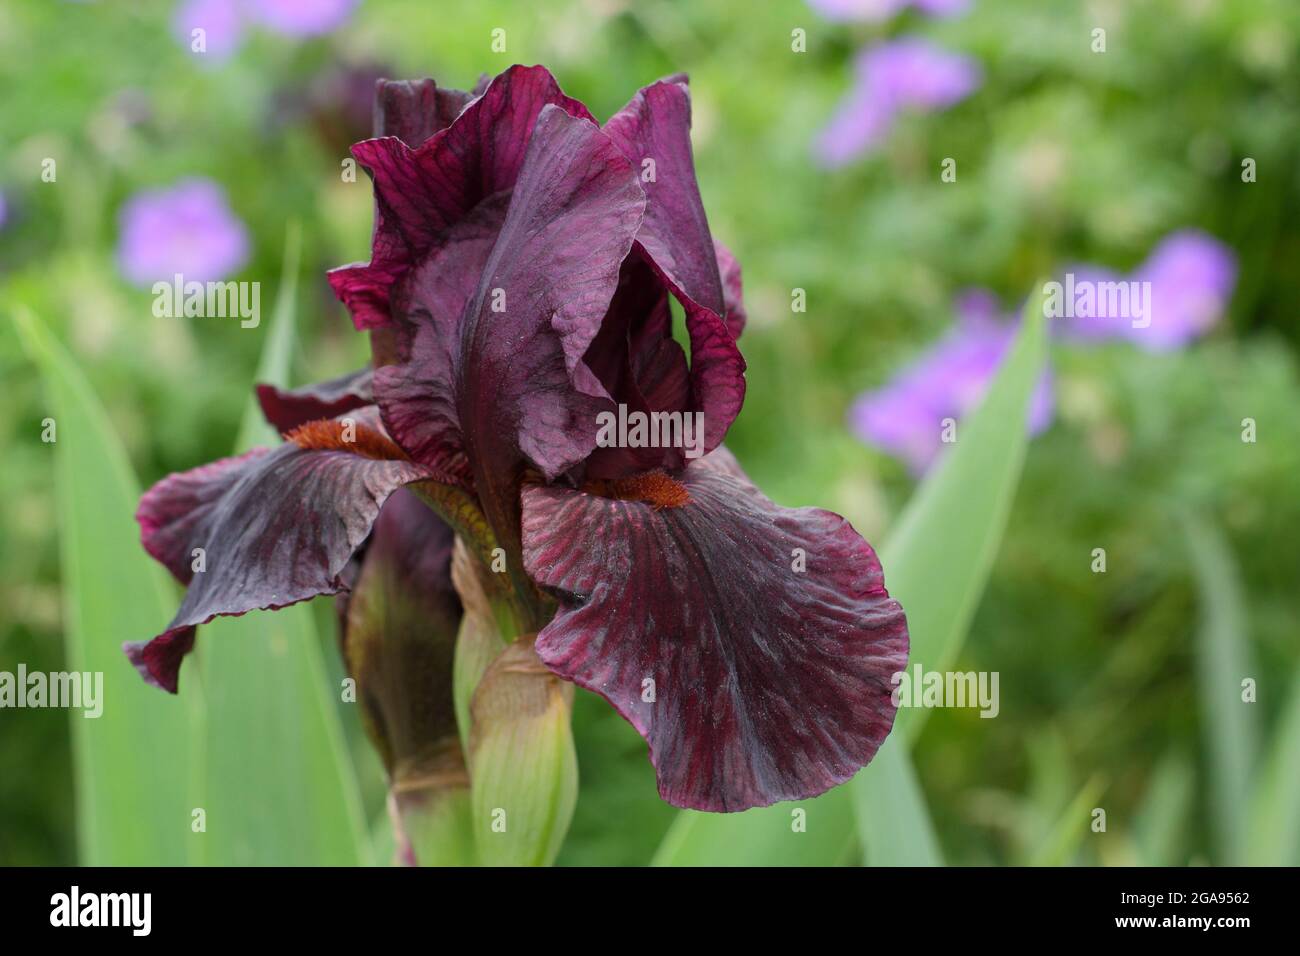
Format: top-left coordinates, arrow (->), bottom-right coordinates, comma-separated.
328,65 -> 593,331
714,238 -> 747,339
601,78 -> 746,457
521,449 -> 909,811
371,192 -> 512,481
604,78 -> 724,316
372,77 -> 475,147
377,104 -> 645,568
129,417 -> 432,692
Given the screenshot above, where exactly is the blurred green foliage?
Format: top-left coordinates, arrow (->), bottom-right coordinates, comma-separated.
2,0 -> 1298,865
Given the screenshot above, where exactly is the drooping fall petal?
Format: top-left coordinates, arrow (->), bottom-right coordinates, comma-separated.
128,418 -> 433,692
521,448 -> 909,811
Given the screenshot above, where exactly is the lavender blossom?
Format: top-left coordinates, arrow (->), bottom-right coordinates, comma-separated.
249,0 -> 360,36
816,38 -> 981,166
173,0 -> 357,59
809,0 -> 970,21
1058,230 -> 1237,351
116,178 -> 249,287
850,289 -> 1054,474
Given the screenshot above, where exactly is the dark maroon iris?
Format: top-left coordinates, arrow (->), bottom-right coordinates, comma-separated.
128,65 -> 908,812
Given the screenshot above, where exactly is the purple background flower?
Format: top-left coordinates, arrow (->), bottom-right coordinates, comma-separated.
850,289 -> 1054,474
1058,230 -> 1237,351
173,0 -> 358,60
816,39 -> 981,166
809,0 -> 971,21
173,0 -> 244,62
249,0 -> 360,36
116,178 -> 250,286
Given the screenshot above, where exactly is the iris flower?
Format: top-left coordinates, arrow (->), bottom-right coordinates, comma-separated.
129,65 -> 909,812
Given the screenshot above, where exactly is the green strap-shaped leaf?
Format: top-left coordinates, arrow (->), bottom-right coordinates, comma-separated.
854,294 -> 1046,863
1027,775 -> 1106,866
196,223 -> 371,865
886,293 -> 1048,741
651,794 -> 856,868
1245,669 -> 1300,865
14,306 -> 203,866
1183,510 -> 1258,866
1133,750 -> 1194,865
654,292 -> 1047,866
852,735 -> 942,866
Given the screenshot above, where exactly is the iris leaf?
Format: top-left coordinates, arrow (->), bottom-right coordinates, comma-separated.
1244,668 -> 1300,865
1133,750 -> 1193,865
196,223 -> 372,865
852,734 -> 942,866
1183,510 -> 1258,866
14,306 -> 202,866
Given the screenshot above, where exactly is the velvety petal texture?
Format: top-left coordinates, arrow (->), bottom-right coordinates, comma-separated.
133,65 -> 907,823
521,449 -> 909,811
377,104 -> 645,562
255,368 -> 374,432
328,65 -> 593,331
129,420 -> 431,692
372,77 -> 473,146
601,78 -> 746,456
714,238 -> 747,339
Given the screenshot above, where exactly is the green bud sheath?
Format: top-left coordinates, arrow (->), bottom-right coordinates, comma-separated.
342,489 -> 471,866
451,539 -> 508,757
468,635 -> 578,867
450,537 -> 578,866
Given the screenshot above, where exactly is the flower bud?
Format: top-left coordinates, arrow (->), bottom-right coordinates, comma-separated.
468,635 -> 578,867
342,489 -> 470,865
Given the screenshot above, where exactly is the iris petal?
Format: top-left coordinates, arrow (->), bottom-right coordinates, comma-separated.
256,368 -> 374,432
328,65 -> 593,331
603,78 -> 746,457
129,424 -> 433,692
714,238 -> 747,339
376,104 -> 644,573
521,448 -> 909,811
372,77 -> 474,147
